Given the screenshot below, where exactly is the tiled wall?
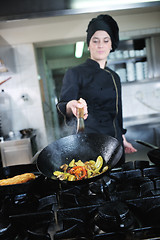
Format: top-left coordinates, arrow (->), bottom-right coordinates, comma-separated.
0,43 -> 47,149
122,80 -> 160,126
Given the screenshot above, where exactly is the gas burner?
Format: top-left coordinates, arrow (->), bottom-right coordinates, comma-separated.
89,176 -> 115,194
0,192 -> 57,240
1,194 -> 38,219
121,160 -> 150,171
58,185 -> 90,208
143,166 -> 160,179
89,176 -> 117,202
93,201 -> 136,233
54,217 -> 92,240
58,176 -> 117,208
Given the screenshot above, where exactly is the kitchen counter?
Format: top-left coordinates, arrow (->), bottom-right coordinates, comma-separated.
124,113 -> 160,128
0,132 -> 38,167
124,117 -> 160,163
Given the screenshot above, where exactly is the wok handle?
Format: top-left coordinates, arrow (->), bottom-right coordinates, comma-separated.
77,107 -> 84,119
135,140 -> 159,149
77,107 -> 85,133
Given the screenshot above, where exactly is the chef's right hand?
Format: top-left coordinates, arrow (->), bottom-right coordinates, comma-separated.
66,98 -> 88,119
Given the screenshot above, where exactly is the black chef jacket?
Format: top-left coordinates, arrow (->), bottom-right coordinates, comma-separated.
57,58 -> 126,150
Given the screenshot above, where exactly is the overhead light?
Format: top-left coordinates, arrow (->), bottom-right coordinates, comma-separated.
71,0 -> 160,9
75,41 -> 84,58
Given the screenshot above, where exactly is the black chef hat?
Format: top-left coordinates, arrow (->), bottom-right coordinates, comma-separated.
86,14 -> 119,51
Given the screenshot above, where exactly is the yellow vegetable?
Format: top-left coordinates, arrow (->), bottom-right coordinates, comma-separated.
87,169 -> 94,178
53,171 -> 63,176
53,155 -> 108,181
69,159 -> 75,167
89,160 -> 96,165
95,156 -> 103,170
102,165 -> 109,173
68,175 -> 76,181
53,171 -> 70,180
75,160 -> 85,166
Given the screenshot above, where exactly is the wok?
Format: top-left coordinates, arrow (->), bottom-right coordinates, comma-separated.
36,133 -> 123,186
136,140 -> 160,165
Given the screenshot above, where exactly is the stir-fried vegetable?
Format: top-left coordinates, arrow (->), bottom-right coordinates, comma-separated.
53,155 -> 108,181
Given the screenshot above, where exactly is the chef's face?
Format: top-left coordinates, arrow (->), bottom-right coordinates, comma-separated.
88,30 -> 112,62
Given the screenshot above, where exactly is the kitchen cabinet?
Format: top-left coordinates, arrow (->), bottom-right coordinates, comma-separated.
107,35 -> 160,84
0,138 -> 33,167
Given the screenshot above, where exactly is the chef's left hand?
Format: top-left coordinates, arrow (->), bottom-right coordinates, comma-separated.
122,135 -> 137,154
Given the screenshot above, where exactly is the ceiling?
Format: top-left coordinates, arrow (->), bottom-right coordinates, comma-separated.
0,0 -> 160,21
1,0 -> 159,75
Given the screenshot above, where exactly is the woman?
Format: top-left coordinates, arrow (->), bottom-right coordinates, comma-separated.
57,14 -> 136,166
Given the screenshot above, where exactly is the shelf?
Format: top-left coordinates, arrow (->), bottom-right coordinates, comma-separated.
124,113 -> 160,127
107,36 -> 160,84
122,77 -> 160,85
107,55 -> 147,65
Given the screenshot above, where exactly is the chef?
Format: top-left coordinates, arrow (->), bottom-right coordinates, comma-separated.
57,14 -> 137,166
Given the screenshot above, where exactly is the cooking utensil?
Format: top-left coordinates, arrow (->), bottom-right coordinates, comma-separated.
19,128 -> 33,136
135,140 -> 159,150
37,133 -> 123,186
77,107 -> 84,133
135,140 -> 160,165
0,164 -> 41,195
